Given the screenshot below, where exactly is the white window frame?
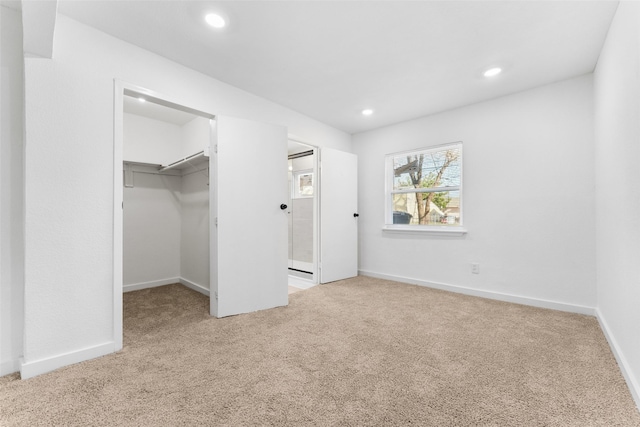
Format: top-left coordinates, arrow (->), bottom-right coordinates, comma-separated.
383,141 -> 466,235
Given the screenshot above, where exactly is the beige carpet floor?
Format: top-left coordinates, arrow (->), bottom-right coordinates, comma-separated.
1,276 -> 639,426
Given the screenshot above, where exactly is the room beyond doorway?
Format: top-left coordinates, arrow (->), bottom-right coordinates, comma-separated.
287,140 -> 318,289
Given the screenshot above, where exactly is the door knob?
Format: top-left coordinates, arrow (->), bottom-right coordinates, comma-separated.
280,204 -> 288,210
353,213 -> 359,217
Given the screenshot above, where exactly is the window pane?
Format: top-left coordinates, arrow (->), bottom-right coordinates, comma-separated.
392,147 -> 461,191
392,191 -> 460,226
298,172 -> 313,197
293,170 -> 313,198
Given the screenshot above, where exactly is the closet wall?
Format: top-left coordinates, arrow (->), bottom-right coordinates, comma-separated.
123,166 -> 182,288
175,115 -> 210,291
123,110 -> 210,294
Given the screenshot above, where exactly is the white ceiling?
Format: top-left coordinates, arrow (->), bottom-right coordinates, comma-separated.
58,1 -> 618,135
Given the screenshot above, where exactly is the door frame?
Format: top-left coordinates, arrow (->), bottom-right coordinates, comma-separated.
113,80 -> 215,350
287,138 -> 320,286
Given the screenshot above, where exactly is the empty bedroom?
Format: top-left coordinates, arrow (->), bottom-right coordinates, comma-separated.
1,1 -> 639,425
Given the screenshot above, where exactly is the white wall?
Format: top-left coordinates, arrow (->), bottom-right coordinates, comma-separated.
353,75 -> 596,312
181,117 -> 209,158
0,5 -> 25,375
593,1 -> 640,407
21,14 -> 351,375
123,113 -> 181,165
124,114 -> 209,293
122,113 -> 184,290
180,168 -> 209,291
179,116 -> 210,293
123,172 -> 182,289
292,156 -> 313,172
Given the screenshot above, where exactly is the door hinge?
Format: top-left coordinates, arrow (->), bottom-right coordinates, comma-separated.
214,144 -> 218,153
215,217 -> 218,226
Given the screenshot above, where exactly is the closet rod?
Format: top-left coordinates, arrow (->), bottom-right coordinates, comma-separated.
158,151 -> 206,173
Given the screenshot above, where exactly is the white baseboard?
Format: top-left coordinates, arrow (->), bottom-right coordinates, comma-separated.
358,270 -> 596,316
17,279 -> 209,380
179,278 -> 210,296
1,359 -> 20,376
123,277 -> 209,296
20,341 -> 115,380
596,308 -> 640,410
123,277 -> 181,293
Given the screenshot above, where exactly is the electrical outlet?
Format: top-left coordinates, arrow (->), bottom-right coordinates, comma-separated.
471,263 -> 480,274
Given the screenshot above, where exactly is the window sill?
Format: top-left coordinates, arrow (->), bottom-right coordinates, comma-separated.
382,225 -> 467,236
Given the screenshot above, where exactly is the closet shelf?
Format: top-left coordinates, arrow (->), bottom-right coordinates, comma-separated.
123,150 -> 209,174
158,151 -> 209,172
123,160 -> 161,168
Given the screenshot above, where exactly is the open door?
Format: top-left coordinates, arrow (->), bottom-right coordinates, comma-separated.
320,148 -> 358,283
211,116 -> 289,317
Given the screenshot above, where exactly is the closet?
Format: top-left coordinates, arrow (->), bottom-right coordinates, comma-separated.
115,84 -> 339,329
122,95 -> 211,296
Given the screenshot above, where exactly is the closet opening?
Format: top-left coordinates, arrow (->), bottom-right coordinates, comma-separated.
287,140 -> 319,292
116,85 -> 215,347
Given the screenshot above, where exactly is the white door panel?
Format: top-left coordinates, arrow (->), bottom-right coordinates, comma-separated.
211,116 -> 288,317
320,148 -> 358,283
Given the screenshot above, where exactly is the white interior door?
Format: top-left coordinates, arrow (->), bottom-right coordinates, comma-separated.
320,148 -> 358,283
211,116 -> 288,317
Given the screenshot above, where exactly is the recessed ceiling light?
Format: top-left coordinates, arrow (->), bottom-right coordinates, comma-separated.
205,13 -> 226,29
362,109 -> 374,116
138,97 -> 146,103
483,67 -> 502,77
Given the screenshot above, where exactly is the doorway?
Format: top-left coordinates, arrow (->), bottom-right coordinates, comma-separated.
113,82 -> 216,350
287,140 -> 318,290
120,91 -> 212,345
122,95 -> 211,293
115,82 -> 290,341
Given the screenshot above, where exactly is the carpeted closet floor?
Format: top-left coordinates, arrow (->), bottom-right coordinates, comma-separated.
1,277 -> 639,426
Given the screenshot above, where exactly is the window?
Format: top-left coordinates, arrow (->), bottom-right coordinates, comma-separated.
385,142 -> 463,232
293,170 -> 313,198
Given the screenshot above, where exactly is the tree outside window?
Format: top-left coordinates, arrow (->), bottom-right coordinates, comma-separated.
386,143 -> 462,227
